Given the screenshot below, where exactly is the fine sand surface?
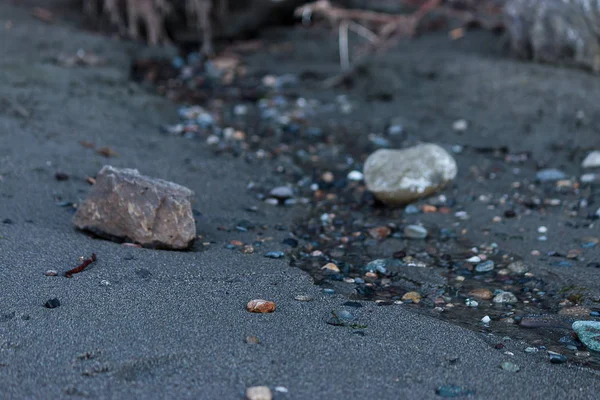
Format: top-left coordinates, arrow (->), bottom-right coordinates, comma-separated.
1,1 -> 600,399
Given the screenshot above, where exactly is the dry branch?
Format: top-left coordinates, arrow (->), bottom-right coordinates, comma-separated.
296,0 -> 442,86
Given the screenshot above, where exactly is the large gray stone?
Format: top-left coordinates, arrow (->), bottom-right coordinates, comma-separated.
73,166 -> 196,249
572,321 -> 600,352
363,144 -> 457,206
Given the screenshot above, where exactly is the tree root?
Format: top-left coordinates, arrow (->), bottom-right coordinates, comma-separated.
83,0 -> 221,55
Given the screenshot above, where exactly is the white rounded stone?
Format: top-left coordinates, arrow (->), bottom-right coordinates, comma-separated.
363,144 -> 457,205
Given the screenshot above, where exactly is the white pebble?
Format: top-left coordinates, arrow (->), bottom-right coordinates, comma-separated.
455,211 -> 469,220
537,226 -> 547,234
452,119 -> 468,131
582,151 -> 600,168
466,256 -> 481,263
206,135 -> 220,145
466,299 -> 479,307
347,170 -> 364,181
481,315 -> 491,324
274,386 -> 288,393
246,386 -> 272,400
234,104 -> 248,116
581,173 -> 596,183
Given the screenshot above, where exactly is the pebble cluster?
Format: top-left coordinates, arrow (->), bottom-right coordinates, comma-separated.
133,52 -> 600,369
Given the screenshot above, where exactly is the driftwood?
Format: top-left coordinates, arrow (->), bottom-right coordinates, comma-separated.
504,0 -> 600,72
83,0 -> 306,55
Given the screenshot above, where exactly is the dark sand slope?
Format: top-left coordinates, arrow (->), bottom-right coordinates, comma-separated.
1,1 -> 600,399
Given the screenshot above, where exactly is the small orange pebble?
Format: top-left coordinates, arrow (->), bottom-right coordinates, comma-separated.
449,27 -> 464,40
247,299 -> 276,313
422,204 -> 437,213
229,240 -> 244,246
368,226 -> 391,240
438,207 -> 452,214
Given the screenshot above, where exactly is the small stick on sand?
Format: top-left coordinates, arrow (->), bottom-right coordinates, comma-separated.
65,253 -> 97,278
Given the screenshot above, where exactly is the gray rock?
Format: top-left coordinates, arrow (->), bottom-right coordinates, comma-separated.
500,361 -> 521,372
572,321 -> 600,352
269,186 -> 293,200
404,225 -> 428,239
493,291 -> 518,304
73,166 -> 196,249
507,260 -> 528,275
582,151 -> 600,168
363,144 -> 457,206
475,260 -> 495,273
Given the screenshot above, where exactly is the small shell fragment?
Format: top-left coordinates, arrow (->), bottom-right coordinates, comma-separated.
247,299 -> 276,313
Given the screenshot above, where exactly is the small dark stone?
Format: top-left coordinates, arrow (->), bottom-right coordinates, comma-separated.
548,352 -> 567,364
587,262 -> 600,268
135,269 -> 152,279
504,210 -> 517,218
393,250 -> 407,259
282,238 -> 299,248
235,219 -> 255,232
494,343 -> 505,349
55,172 -> 70,181
44,298 -> 61,309
2,218 -> 12,224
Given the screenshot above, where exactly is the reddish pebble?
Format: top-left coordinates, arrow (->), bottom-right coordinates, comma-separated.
247,299 -> 276,313
368,226 -> 391,240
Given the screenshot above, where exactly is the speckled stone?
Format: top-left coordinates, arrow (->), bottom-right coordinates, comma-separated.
572,321 -> 600,352
363,144 -> 457,205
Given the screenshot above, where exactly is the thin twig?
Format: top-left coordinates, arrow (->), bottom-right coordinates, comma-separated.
65,253 -> 97,278
339,20 -> 350,71
348,21 -> 378,43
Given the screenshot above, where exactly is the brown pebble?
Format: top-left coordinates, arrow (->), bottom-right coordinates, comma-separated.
468,288 -> 493,300
245,336 -> 260,344
247,299 -> 276,313
558,306 -> 591,317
